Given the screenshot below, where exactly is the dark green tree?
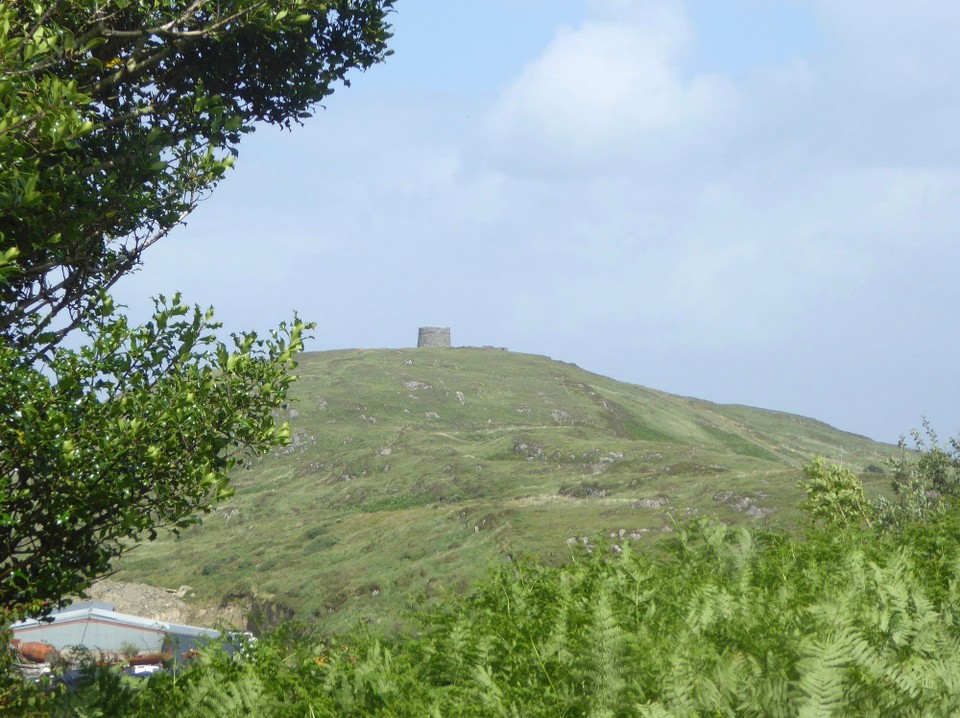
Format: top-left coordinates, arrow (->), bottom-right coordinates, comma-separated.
0,0 -> 395,627
1,0 -> 394,352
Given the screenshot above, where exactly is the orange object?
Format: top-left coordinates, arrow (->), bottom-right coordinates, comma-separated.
128,653 -> 165,666
18,641 -> 57,663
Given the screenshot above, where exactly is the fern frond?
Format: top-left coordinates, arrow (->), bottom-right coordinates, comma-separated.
635,702 -> 676,718
179,668 -> 271,718
471,664 -> 510,718
585,581 -> 629,714
793,634 -> 856,718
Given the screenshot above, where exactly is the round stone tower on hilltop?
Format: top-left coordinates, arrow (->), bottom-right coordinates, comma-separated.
418,326 -> 451,348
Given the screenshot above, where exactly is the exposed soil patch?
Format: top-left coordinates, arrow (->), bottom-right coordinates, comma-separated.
79,579 -> 246,629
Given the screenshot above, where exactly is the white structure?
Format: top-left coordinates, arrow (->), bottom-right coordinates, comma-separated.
11,602 -> 219,656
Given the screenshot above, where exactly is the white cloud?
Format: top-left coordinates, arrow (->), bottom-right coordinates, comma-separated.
484,0 -> 741,176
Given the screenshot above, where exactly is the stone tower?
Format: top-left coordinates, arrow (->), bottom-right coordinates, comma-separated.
417,326 -> 451,348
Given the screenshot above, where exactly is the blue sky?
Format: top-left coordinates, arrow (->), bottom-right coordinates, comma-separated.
116,0 -> 960,445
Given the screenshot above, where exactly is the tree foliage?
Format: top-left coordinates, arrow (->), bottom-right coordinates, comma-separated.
801,425 -> 960,531
0,295 -> 306,616
892,422 -> 960,500
0,0 -> 395,634
0,0 -> 394,351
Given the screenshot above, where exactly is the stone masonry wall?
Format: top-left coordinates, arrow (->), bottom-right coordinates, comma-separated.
418,326 -> 451,347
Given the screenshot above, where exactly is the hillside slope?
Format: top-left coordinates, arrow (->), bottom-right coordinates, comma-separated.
114,348 -> 895,632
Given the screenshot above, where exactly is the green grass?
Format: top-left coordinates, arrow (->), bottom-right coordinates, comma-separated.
113,348 -> 897,633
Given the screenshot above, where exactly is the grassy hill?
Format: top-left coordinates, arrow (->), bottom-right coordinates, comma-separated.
113,348 -> 896,633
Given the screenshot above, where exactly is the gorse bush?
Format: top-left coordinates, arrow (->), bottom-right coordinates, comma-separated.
42,506 -> 960,717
